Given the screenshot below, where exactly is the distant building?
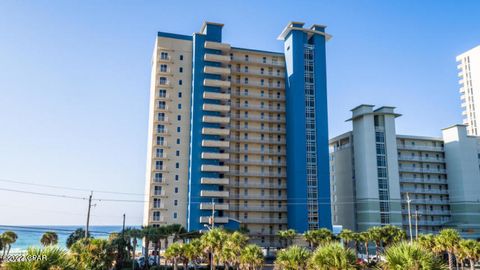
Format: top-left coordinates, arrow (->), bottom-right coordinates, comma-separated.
330,105 -> 480,239
143,21 -> 333,247
457,45 -> 480,136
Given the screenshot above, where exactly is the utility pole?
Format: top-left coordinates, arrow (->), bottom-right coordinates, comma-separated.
85,191 -> 93,239
406,193 -> 413,243
210,198 -> 215,270
122,213 -> 126,238
211,198 -> 215,229
414,210 -> 419,240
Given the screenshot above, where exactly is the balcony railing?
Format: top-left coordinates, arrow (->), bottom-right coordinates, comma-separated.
230,57 -> 285,67
398,156 -> 445,163
231,104 -> 285,112
229,136 -> 286,145
230,91 -> 285,101
230,115 -> 286,123
398,167 -> 446,174
227,148 -> 286,155
227,171 -> 286,178
397,144 -> 444,152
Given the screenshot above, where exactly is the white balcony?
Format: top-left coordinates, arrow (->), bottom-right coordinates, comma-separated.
204,53 -> 230,63
200,190 -> 229,198
202,127 -> 230,136
204,66 -> 231,75
200,203 -> 229,210
200,216 -> 229,224
202,115 -> 230,124
230,57 -> 285,67
203,103 -> 230,112
204,78 -> 231,88
204,41 -> 231,51
201,164 -> 229,172
201,177 -> 230,185
203,91 -> 231,100
202,140 -> 230,148
201,152 -> 230,160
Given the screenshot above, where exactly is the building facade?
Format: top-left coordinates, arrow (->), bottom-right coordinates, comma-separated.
143,22 -> 332,247
457,45 -> 480,136
330,105 -> 480,239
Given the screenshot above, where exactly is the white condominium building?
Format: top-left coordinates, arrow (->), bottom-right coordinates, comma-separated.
457,45 -> 480,136
330,105 -> 480,239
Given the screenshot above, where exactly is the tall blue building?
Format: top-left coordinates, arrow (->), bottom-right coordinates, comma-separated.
144,21 -> 332,247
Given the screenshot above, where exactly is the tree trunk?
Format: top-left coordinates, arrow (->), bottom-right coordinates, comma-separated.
448,252 -> 454,270
375,241 -> 380,259
173,258 -> 178,270
469,259 -> 474,270
354,240 -> 358,258
364,243 -> 369,263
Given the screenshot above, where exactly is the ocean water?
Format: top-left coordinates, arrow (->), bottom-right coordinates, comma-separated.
0,225 -> 142,253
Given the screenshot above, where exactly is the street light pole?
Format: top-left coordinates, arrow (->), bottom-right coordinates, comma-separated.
406,193 -> 413,243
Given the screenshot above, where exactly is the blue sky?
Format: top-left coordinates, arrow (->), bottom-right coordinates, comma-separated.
0,0 -> 479,225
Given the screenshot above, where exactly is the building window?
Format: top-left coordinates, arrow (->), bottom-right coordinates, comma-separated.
176,162 -> 179,169
179,80 -> 183,85
176,150 -> 180,156
177,127 -> 180,132
177,115 -> 181,121
159,77 -> 167,85
158,89 -> 167,98
173,212 -> 177,219
160,64 -> 167,72
180,55 -> 183,60
160,52 -> 168,60
178,92 -> 182,98
244,78 -> 249,84
179,67 -> 183,73
178,104 -> 182,109
175,187 -> 179,193
245,55 -> 249,61
174,200 -> 178,206
175,175 -> 179,181
177,138 -> 180,144
153,211 -> 161,221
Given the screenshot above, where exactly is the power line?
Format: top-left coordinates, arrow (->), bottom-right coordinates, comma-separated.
0,187 -> 87,200
0,177 -> 145,196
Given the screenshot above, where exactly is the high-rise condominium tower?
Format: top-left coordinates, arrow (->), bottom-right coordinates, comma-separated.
457,45 -> 480,136
143,22 -> 332,247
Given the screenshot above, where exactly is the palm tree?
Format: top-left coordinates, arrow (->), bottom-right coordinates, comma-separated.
4,246 -> 77,270
435,228 -> 461,270
351,232 -> 361,258
184,238 -> 203,270
164,242 -> 185,270
308,242 -> 357,270
367,226 -> 383,259
338,229 -> 354,249
359,231 -> 372,262
274,245 -> 311,270
382,241 -> 446,270
40,231 -> 59,246
220,231 -> 248,269
304,229 -> 334,249
1,231 -> 18,257
381,225 -> 407,248
277,229 -> 296,248
417,234 -> 436,252
66,228 -> 90,248
125,227 -> 143,269
201,228 -> 228,269
240,244 -> 264,270
458,239 -> 480,270
70,238 -> 114,270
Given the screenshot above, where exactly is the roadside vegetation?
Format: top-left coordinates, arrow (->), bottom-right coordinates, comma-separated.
1,225 -> 479,270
